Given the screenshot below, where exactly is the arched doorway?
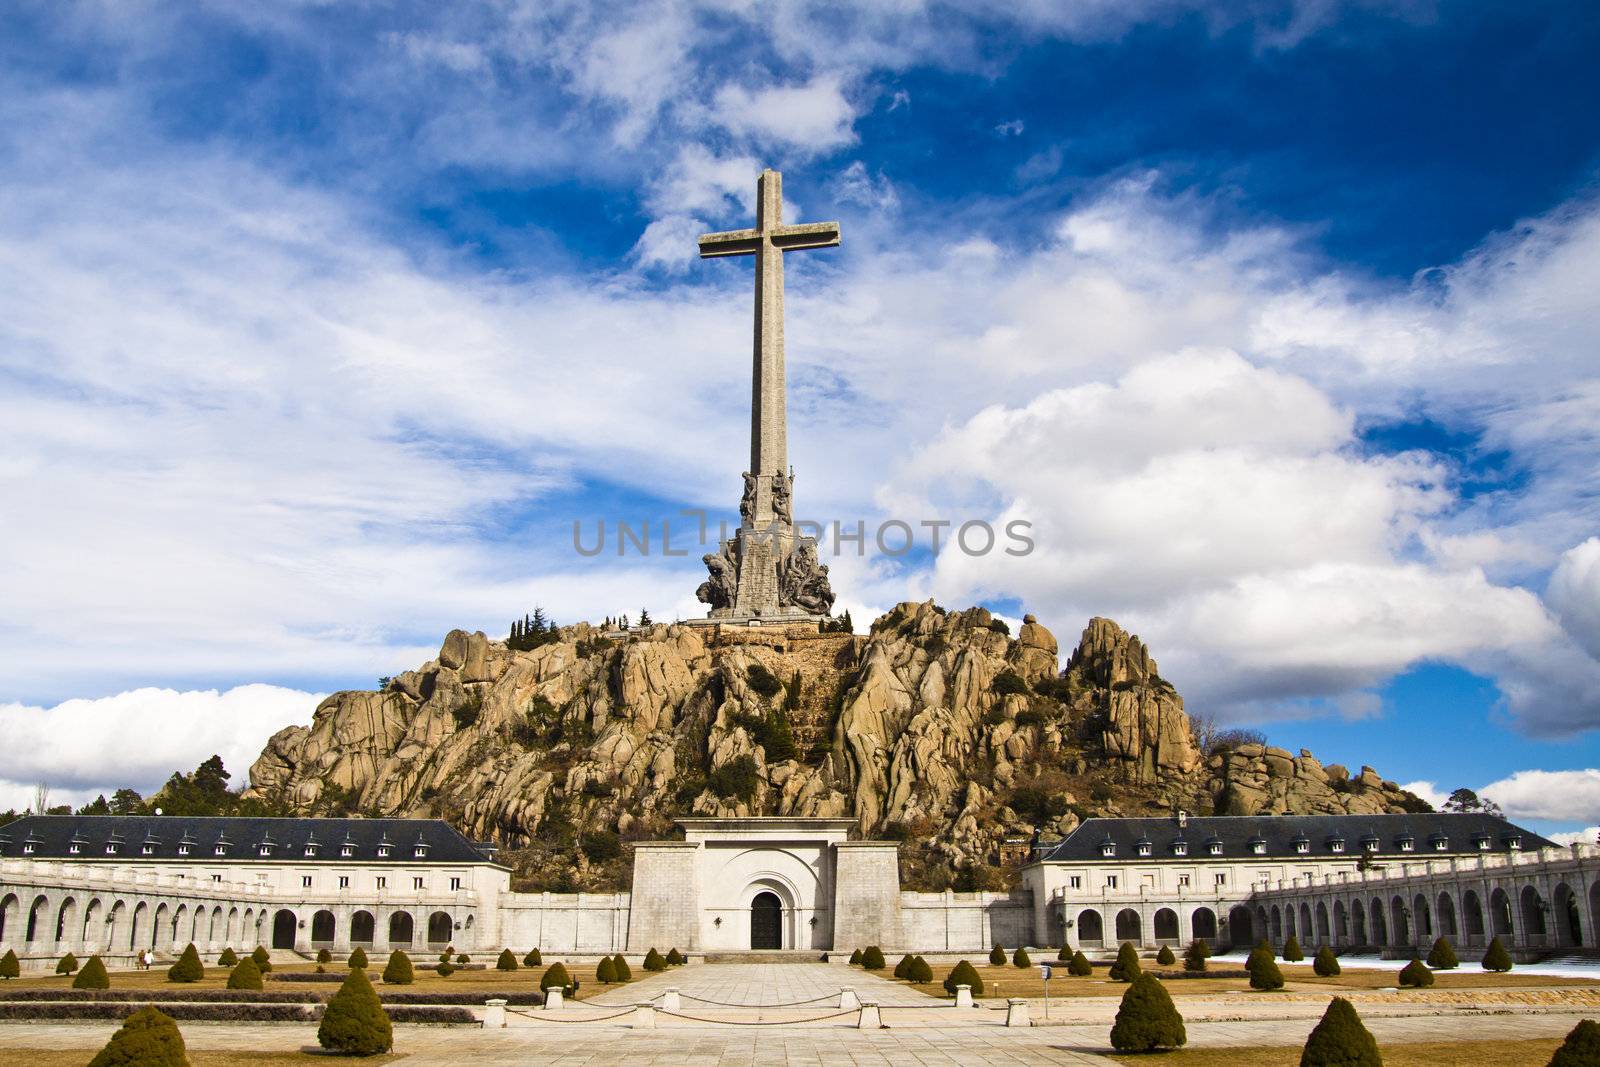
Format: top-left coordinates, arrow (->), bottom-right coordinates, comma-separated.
1555,884 -> 1581,948
311,910 -> 335,944
388,911 -> 414,946
83,899 -> 103,947
1153,908 -> 1179,944
1520,886 -> 1547,945
1438,892 -> 1458,937
55,898 -> 77,945
1390,897 -> 1409,944
427,911 -> 453,945
272,909 -> 297,949
1269,906 -> 1282,942
0,894 -> 17,945
1413,894 -> 1431,938
1115,908 -> 1141,944
351,911 -> 375,944
1370,899 -> 1388,946
1226,905 -> 1253,949
750,891 -> 782,950
1351,901 -> 1367,945
1333,901 -> 1348,943
1464,891 -> 1485,938
1316,903 -> 1330,942
1077,909 -> 1104,947
1300,904 -> 1313,942
1192,907 -> 1217,942
129,902 -> 148,951
1490,889 -> 1513,937
26,895 -> 48,943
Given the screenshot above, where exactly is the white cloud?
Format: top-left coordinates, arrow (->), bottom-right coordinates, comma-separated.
1482,769 -> 1600,824
1400,780 -> 1448,810
1549,538 -> 1600,660
709,74 -> 858,153
1547,827 -> 1600,848
995,119 -> 1025,136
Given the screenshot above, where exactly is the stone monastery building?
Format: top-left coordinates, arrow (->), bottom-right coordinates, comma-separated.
2,811 -> 1596,970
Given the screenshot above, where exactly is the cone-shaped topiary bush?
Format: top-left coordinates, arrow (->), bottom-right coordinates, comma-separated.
894,954 -> 912,979
317,949 -> 332,965
596,956 -> 617,984
1110,973 -> 1187,1052
1247,945 -> 1284,991
613,954 -> 631,981
1549,1018 -> 1600,1067
910,956 -> 933,983
226,957 -> 263,991
524,948 -> 542,967
318,966 -> 393,1056
848,948 -> 863,966
167,944 -> 203,983
1069,950 -> 1093,977
1427,937 -> 1459,970
251,945 -> 272,973
1398,959 -> 1434,987
1013,946 -> 1031,968
644,948 -> 667,972
989,943 -> 1007,966
217,948 -> 237,967
1156,944 -> 1176,966
382,950 -> 413,985
74,956 -> 110,990
1284,935 -> 1305,962
56,952 -> 79,975
1183,940 -> 1208,972
87,1004 -> 188,1067
1058,943 -> 1072,961
862,946 -> 886,970
666,948 -> 684,966
943,959 -> 984,996
1483,935 -> 1513,972
540,962 -> 572,991
1300,996 -> 1381,1067
348,946 -> 368,969
497,949 -> 518,972
0,949 -> 19,979
434,962 -> 454,977
1313,946 -> 1341,977
1109,942 -> 1142,982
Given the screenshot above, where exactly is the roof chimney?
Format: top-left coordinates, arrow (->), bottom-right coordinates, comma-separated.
1176,810 -> 1188,828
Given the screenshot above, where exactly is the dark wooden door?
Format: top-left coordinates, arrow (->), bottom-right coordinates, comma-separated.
750,892 -> 781,950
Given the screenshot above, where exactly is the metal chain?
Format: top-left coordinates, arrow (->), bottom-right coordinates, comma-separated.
655,1008 -> 859,1025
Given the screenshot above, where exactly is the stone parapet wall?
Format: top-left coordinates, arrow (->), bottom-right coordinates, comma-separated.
497,891 -> 632,954
897,889 -> 1033,952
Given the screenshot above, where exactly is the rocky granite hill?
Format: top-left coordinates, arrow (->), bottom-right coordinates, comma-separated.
246,602 -> 1427,891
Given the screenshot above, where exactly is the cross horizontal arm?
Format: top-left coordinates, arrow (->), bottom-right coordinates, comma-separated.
771,221 -> 841,250
699,229 -> 760,258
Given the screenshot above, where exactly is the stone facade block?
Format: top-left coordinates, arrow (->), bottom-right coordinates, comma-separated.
831,842 -> 902,951
626,842 -> 700,952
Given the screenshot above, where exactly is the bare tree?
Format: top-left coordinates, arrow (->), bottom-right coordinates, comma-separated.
33,782 -> 49,815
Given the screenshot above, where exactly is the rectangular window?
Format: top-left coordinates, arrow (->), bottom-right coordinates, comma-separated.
1068,876 -> 1081,889
376,876 -> 387,890
450,877 -> 462,891
413,876 -> 424,890
1105,875 -> 1118,889
302,875 -> 313,888
1214,873 -> 1226,886
212,874 -> 222,882
338,876 -> 350,889
1178,874 -> 1190,887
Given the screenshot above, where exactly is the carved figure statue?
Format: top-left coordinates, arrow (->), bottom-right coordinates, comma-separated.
696,545 -> 738,611
739,472 -> 758,524
779,539 -> 835,615
770,470 -> 793,526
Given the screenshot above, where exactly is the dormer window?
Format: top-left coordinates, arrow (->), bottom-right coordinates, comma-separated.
259,844 -> 273,856
1478,837 -> 1491,850
305,844 -> 319,857
1293,836 -> 1310,854
1135,840 -> 1151,857
1172,841 -> 1188,856
141,843 -> 154,855
1100,840 -> 1116,858
1505,835 -> 1522,851
69,842 -> 81,854
105,843 -> 119,855
178,844 -> 190,856
1430,833 -> 1449,851
214,844 -> 227,856
1362,835 -> 1380,853
377,845 -> 391,858
1328,838 -> 1346,853
1248,836 -> 1266,855
1206,838 -> 1223,856
1398,837 -> 1414,852
23,843 -> 34,854
341,844 -> 354,857
413,845 -> 428,858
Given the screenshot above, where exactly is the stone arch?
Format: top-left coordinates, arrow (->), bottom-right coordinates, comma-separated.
130,901 -> 149,951
1191,907 -> 1218,942
153,903 -> 169,950
1520,886 -> 1547,943
1316,902 -> 1330,941
1437,892 -> 1458,937
172,904 -> 187,947
1153,908 -> 1179,944
54,897 -> 78,945
351,911 -> 375,945
1269,905 -> 1283,942
189,906 -> 203,944
26,894 -> 48,943
1370,898 -> 1388,946
1554,883 -> 1582,948
0,893 -> 17,946
1412,894 -> 1431,938
750,891 -> 783,950
1390,896 -> 1409,945
388,911 -> 414,946
1590,884 -> 1600,947
1300,904 -> 1313,942
427,911 -> 453,945
271,909 -> 297,950
1490,888 -> 1513,937
1464,890 -> 1485,937
311,910 -> 336,944
226,906 -> 240,944
208,906 -> 221,944
1114,908 -> 1141,943
1285,905 -> 1297,939
107,901 -> 127,950
83,898 -> 104,946
1333,900 -> 1347,942
1351,899 -> 1367,944
1226,905 -> 1253,949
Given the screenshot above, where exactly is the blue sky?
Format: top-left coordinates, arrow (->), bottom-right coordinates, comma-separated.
0,1 -> 1597,835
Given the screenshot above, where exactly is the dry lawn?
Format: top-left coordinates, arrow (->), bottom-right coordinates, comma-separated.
0,1053 -> 402,1067
1105,1037 -> 1564,1066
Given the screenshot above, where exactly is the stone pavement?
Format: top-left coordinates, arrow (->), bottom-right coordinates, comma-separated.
586,960 -> 937,1007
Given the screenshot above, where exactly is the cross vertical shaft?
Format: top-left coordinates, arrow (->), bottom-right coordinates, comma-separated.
752,169 -> 786,523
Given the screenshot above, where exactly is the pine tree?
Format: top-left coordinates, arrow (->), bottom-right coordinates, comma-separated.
1013,946 -> 1032,968
639,608 -> 652,626
217,948 -> 238,967
56,952 -> 79,975
1183,939 -> 1208,972
1398,959 -> 1434,987
1483,935 -> 1514,972
524,948 -> 542,967
381,950 -> 413,985
1313,946 -> 1341,977
0,949 -> 19,979
348,946 -> 368,969
990,943 -> 1007,966
1549,1018 -> 1600,1067
87,1005 -> 188,1067
1068,950 -> 1093,977
73,956 -> 110,990
227,957 -> 263,991
644,948 -> 667,972
1110,973 -> 1187,1052
862,946 -> 886,970
1109,942 -> 1142,982
942,959 -> 985,996
251,945 -> 272,973
1299,997 -> 1382,1067
317,967 -> 393,1055
166,944 -> 204,983
539,962 -> 572,991
596,956 -> 617,983
1427,936 -> 1459,970
1156,944 -> 1176,966
1283,934 -> 1305,962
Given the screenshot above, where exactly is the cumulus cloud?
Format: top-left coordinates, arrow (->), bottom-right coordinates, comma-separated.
1549,538 -> 1600,660
1547,827 -> 1600,848
1482,769 -> 1600,825
709,74 -> 858,152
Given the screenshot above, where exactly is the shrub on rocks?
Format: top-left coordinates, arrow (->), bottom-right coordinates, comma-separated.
1156,945 -> 1176,966
861,946 -> 886,971
56,952 -> 79,975
666,948 -> 684,966
1183,940 -> 1208,972
1300,996 -> 1381,1067
1013,946 -> 1031,968
989,943 -> 1007,966
348,947 -> 368,970
381,951 -> 413,985
87,1004 -> 188,1067
910,956 -> 933,983
942,960 -> 984,997
1313,946 -> 1341,977
216,948 -> 237,967
250,946 -> 272,974
539,963 -> 572,991
226,958 -> 263,991
523,948 -> 542,967
317,967 -> 392,1056
1549,1018 -> 1600,1067
612,954 -> 632,981
1398,959 -> 1434,987
595,957 -> 617,984
497,949 -> 518,972
1069,951 -> 1093,977
1483,936 -> 1514,972
848,949 -> 862,966
644,949 -> 667,972
167,945 -> 204,983
73,956 -> 110,990
1427,937 -> 1459,970
0,950 -> 19,979
1109,973 -> 1187,1052
1109,942 -> 1141,983
1283,935 -> 1305,962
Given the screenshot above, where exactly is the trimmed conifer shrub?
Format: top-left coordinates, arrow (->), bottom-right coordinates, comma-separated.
540,963 -> 572,991
317,949 -> 332,965
644,948 -> 667,972
1183,940 -> 1208,972
348,947 -> 368,969
226,958 -> 263,991
382,950 -> 414,985
1013,946 -> 1031,968
1109,942 -> 1142,982
910,956 -> 933,983
989,943 -> 1007,966
1057,943 -> 1072,961
87,1004 -> 188,1067
1398,959 -> 1434,987
497,949 -> 518,972
167,944 -> 204,983
250,946 -> 272,973
434,962 -> 454,977
1247,945 -> 1284,991
56,952 -> 79,975
0,950 -> 19,979
73,956 -> 110,990
942,959 -> 984,996
523,948 -> 542,967
894,954 -> 912,979
318,966 -> 393,1056
455,954 -> 469,964
666,948 -> 684,966
1300,996 -> 1381,1067
1156,944 -> 1176,966
1110,972 -> 1187,1052
1549,1018 -> 1600,1067
596,956 -> 617,984
1313,946 -> 1341,977
1284,934 -> 1305,962
613,954 -> 631,981
1069,950 -> 1093,977
849,948 -> 863,966
861,946 -> 886,970
1483,936 -> 1514,972
217,948 -> 238,967
1427,937 -> 1459,970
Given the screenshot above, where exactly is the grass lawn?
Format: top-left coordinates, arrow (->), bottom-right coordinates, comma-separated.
1105,1037 -> 1564,1065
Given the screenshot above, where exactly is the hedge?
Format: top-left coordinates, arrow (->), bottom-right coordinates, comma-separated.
1068,951 -> 1093,977
909,956 -> 933,983
1483,935 -> 1514,972
1155,944 -> 1176,966
216,948 -> 238,967
1283,934 -> 1304,962
596,957 -> 617,984
0,988 -> 540,1006
0,950 -> 20,979
613,955 -> 632,981
848,949 -> 862,966
166,944 -> 204,984
1013,946 -> 1031,968
1398,959 -> 1434,988
523,948 -> 542,967
861,946 -> 886,970
251,946 -> 272,973
666,948 -> 684,966
539,963 -> 572,991
56,952 -> 79,976
644,949 -> 667,972
227,958 -> 264,991
1183,940 -> 1208,972
1313,946 -> 1341,977
348,947 -> 369,970
1549,1018 -> 1600,1067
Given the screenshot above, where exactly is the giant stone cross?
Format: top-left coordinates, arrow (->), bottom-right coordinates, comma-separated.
692,169 -> 837,623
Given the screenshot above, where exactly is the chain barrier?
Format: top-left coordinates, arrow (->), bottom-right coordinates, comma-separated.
656,1008 -> 859,1026
674,992 -> 837,1008
504,1006 -> 638,1024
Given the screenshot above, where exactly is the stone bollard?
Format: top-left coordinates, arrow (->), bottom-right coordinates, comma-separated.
954,984 -> 973,1008
543,987 -> 564,1010
662,987 -> 680,1011
482,998 -> 506,1029
1005,998 -> 1030,1028
839,987 -> 860,1010
857,1002 -> 881,1029
633,1002 -> 656,1029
